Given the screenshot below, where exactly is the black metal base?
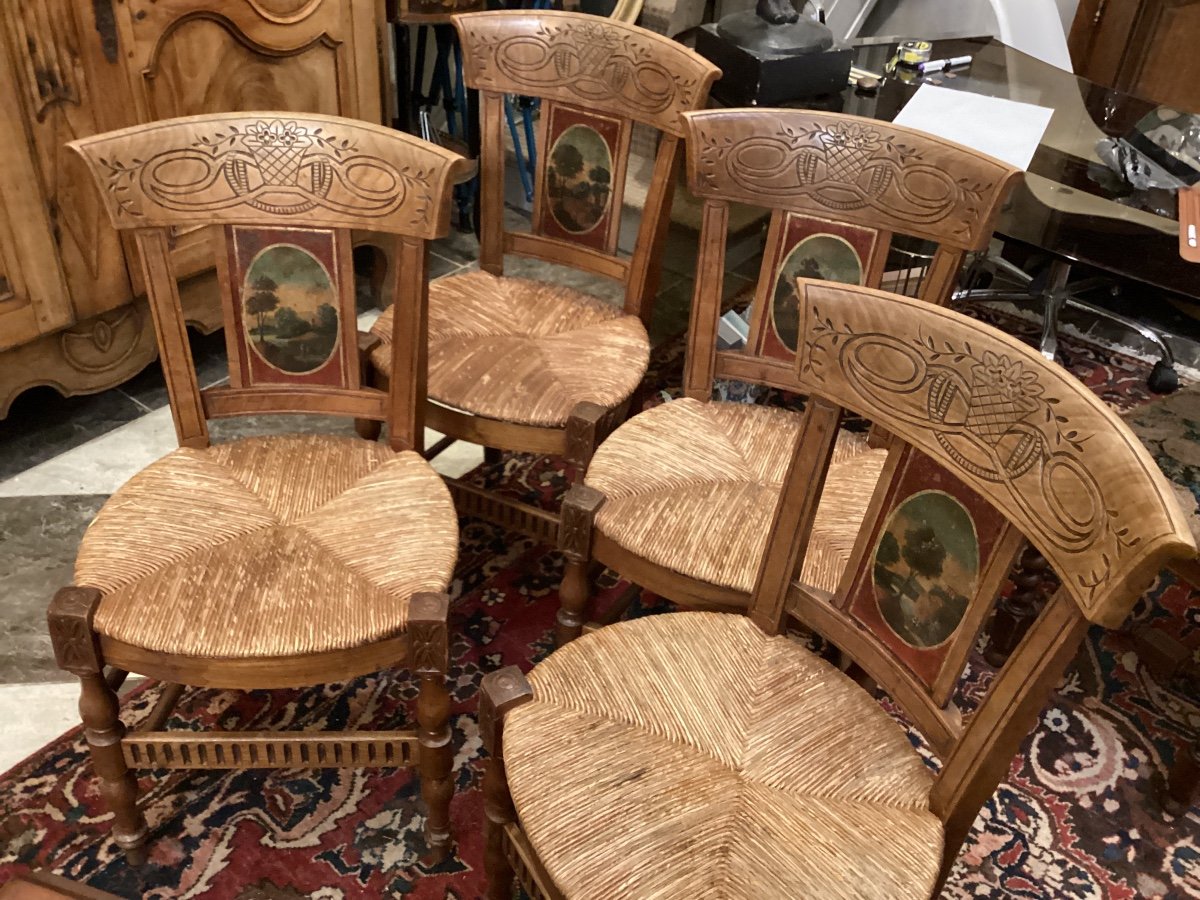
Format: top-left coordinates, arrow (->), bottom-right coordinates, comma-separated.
695,24 -> 852,107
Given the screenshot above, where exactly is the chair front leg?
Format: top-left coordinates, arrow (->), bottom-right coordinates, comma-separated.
410,592 -> 454,863
48,587 -> 149,864
480,667 -> 535,900
556,485 -> 605,647
564,401 -> 606,479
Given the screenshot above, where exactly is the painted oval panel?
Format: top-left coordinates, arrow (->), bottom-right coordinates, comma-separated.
872,490 -> 979,649
547,124 -> 613,235
243,243 -> 339,375
771,234 -> 863,352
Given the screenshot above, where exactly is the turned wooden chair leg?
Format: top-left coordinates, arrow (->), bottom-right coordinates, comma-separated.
556,484 -> 605,647
48,587 -> 149,864
410,592 -> 454,863
480,667 -> 535,900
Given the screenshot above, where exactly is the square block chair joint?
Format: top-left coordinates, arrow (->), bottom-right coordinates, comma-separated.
362,9 -> 721,547
481,280 -> 1197,900
49,113 -> 473,864
554,107 -> 1024,645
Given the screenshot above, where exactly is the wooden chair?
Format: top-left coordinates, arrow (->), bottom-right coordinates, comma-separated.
481,279 -> 1197,899
363,10 -> 720,547
51,113 -> 473,864
554,108 -> 1023,645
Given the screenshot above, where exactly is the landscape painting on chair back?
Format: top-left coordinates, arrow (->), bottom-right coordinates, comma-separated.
534,103 -> 630,254
221,226 -> 358,390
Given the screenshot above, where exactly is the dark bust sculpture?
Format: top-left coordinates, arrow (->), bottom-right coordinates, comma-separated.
716,0 -> 834,56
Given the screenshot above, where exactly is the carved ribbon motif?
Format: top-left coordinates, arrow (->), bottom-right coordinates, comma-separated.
99,120 -> 423,221
471,21 -> 695,119
697,122 -> 990,240
802,310 -> 1137,601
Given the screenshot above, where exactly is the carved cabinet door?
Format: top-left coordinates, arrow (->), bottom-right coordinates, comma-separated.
112,0 -> 385,280
0,18 -> 74,352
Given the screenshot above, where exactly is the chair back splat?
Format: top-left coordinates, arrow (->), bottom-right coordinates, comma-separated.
69,113 -> 472,453
679,108 -> 1023,399
752,279 -> 1196,870
454,10 -> 721,323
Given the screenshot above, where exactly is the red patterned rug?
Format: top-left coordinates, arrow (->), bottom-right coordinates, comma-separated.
1,302 -> 1198,899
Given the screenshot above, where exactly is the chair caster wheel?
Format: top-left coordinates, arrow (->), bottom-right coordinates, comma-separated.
1148,360 -> 1179,394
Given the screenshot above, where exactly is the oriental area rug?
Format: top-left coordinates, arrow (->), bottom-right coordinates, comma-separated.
1,302 -> 1198,899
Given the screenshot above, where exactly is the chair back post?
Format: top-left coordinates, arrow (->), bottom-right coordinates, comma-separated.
133,228 -> 209,448
476,89 -> 508,276
622,133 -> 683,324
928,586 -> 1087,882
681,199 -> 729,400
748,396 -> 844,635
387,236 -> 431,453
69,113 -> 470,449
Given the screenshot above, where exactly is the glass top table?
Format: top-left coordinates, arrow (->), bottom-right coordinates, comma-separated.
825,35 -> 1196,301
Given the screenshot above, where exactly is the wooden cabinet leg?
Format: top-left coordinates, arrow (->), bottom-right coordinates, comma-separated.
480,668 -> 534,900
410,593 -> 453,863
557,485 -> 604,648
985,543 -> 1053,666
1164,738 -> 1200,816
48,587 -> 148,864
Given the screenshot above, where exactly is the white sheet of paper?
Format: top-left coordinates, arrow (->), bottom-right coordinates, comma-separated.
892,84 -> 1054,171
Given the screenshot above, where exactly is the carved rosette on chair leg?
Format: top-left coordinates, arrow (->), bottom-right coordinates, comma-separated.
985,543 -> 1055,666
47,587 -> 149,864
409,592 -> 454,863
480,667 -> 535,900
564,401 -> 607,475
557,485 -> 605,647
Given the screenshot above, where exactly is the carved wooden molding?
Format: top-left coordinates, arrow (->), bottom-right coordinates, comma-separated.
564,401 -> 606,468
70,113 -> 472,238
682,109 -> 1022,251
0,290 -> 221,419
795,280 -> 1195,626
559,485 -> 604,560
454,11 -> 719,137
8,4 -> 82,119
408,591 -> 450,676
47,586 -> 104,675
447,481 -> 561,547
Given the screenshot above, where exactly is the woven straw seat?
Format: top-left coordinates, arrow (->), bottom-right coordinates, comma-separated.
584,399 -> 887,594
75,434 -> 457,659
505,611 -> 942,899
369,270 -> 650,427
